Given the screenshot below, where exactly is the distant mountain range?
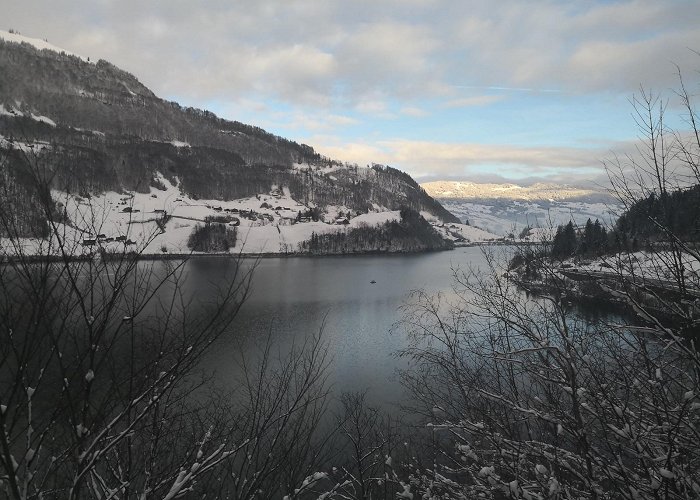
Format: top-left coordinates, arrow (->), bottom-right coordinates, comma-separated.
421,181 -> 619,237
421,180 -> 613,203
0,30 -> 485,255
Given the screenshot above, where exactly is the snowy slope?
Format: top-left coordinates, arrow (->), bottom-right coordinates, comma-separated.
438,198 -> 619,238
0,29 -> 90,62
420,212 -> 500,244
421,180 -> 608,201
0,103 -> 57,126
1,173 -> 497,258
421,180 -> 619,239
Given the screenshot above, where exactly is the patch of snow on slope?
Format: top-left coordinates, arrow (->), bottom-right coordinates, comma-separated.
292,162 -> 369,177
72,127 -> 106,137
0,136 -> 52,153
435,223 -> 500,244
0,104 -> 57,126
30,112 -> 56,126
422,210 -> 500,242
0,104 -> 19,117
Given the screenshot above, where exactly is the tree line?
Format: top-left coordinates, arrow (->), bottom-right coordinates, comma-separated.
551,218 -> 609,259
297,207 -> 453,254
550,182 -> 700,261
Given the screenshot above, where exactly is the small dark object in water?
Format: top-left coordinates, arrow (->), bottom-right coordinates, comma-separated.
370,280 -> 377,284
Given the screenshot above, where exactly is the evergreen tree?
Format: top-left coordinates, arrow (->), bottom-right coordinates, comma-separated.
552,221 -> 577,259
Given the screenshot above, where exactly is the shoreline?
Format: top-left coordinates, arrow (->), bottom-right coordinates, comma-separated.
0,240 -> 508,265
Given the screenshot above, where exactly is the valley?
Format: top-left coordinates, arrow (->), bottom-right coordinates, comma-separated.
422,180 -> 620,237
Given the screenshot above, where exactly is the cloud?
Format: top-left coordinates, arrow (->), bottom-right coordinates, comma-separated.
5,0 -> 700,107
334,21 -> 442,98
447,1 -> 700,93
312,132 -> 698,188
312,137 -> 613,180
354,97 -> 397,119
400,106 -> 429,117
444,95 -> 506,108
284,112 -> 360,132
4,0 -> 700,185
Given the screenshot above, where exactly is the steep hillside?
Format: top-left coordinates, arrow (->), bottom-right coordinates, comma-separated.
0,30 -> 458,248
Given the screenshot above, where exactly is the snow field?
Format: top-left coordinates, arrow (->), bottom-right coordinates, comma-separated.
1,172 -> 499,258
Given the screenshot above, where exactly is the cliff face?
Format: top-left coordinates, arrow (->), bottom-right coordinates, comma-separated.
0,33 -> 459,239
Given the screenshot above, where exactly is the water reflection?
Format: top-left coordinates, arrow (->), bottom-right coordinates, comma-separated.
184,247 -> 495,410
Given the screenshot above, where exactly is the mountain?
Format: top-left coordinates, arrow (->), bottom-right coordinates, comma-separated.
0,30 -> 468,255
421,180 -> 619,237
421,180 -> 613,202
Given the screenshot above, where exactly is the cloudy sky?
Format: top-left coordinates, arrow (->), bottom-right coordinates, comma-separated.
4,0 -> 700,185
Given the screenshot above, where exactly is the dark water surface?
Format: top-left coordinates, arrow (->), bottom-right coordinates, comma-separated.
188,247 -> 498,409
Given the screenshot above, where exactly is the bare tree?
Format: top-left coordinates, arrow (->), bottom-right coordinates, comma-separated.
393,69 -> 700,499
289,392 -> 410,500
0,142 -> 332,499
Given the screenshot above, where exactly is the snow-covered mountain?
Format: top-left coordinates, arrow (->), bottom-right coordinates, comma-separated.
422,181 -> 620,237
422,180 -> 611,202
0,30 -> 473,255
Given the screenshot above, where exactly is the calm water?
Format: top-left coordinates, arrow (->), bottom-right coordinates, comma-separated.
189,246 -> 499,410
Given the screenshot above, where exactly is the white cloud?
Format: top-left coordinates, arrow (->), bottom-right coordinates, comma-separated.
444,95 -> 506,108
312,137 -> 612,179
6,0 -> 700,105
400,106 -> 429,117
354,98 -> 396,118
4,0 -> 700,183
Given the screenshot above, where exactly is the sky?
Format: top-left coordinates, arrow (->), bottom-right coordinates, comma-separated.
3,0 -> 700,186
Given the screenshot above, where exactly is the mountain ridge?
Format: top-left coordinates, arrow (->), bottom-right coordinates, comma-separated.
0,30 -> 478,255
421,180 -> 613,202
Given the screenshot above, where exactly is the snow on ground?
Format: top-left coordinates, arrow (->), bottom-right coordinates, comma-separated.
421,212 -> 500,243
72,127 -> 106,137
0,104 -> 17,117
0,29 -> 91,63
230,213 -> 400,254
435,223 -> 500,244
292,162 -> 347,175
0,134 -> 52,153
1,172 -> 502,258
0,104 -> 57,127
30,112 -> 56,126
575,250 -> 700,282
440,199 -> 619,238
291,162 -> 376,179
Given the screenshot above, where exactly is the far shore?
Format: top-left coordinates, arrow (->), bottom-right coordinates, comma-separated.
0,240 -> 518,265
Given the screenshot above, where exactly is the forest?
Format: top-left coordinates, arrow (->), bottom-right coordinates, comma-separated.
546,182 -> 700,261
296,207 -> 453,254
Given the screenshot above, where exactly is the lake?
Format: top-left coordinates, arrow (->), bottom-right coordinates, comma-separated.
187,246 -> 502,411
